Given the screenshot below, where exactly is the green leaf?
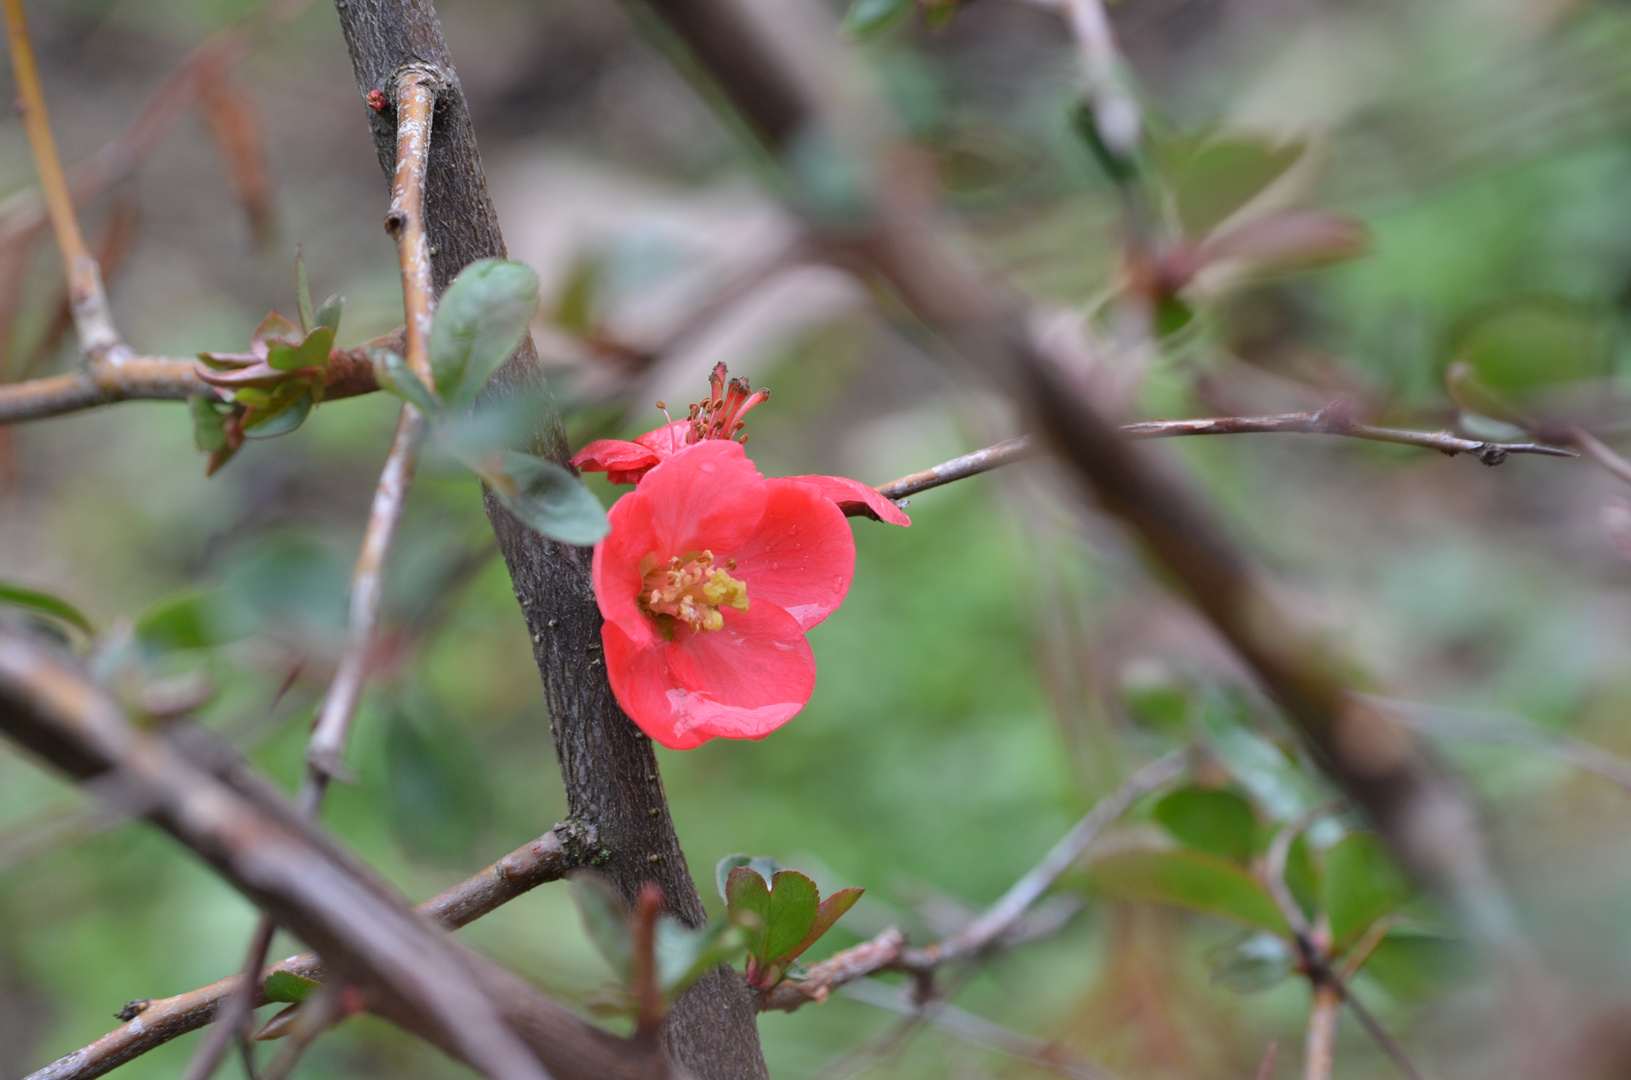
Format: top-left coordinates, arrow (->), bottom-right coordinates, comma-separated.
725,864 -> 773,959
784,886 -> 863,965
842,0 -> 911,38
314,293 -> 344,333
655,917 -> 747,996
0,581 -> 94,636
429,258 -> 539,408
294,246 -> 314,334
716,854 -> 753,902
373,348 -> 440,415
1169,134 -> 1304,237
1284,832 -> 1319,922
135,588 -> 226,652
1084,850 -> 1290,935
486,452 -> 609,545
265,342 -> 304,371
1071,103 -> 1141,185
1119,664 -> 1191,732
1206,931 -> 1295,994
1321,833 -> 1410,953
1197,693 -> 1324,822
294,326 -> 334,370
1451,294 -> 1611,400
263,970 -> 319,1004
242,392 -> 312,439
190,396 -> 228,453
1358,928 -> 1476,1002
1153,788 -> 1256,863
763,870 -> 820,964
570,874 -> 632,979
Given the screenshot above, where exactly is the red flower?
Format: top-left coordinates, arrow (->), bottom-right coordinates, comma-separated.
593,440 -> 862,749
572,364 -> 911,526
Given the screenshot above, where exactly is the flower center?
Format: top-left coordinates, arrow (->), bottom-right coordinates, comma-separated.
684,363 -> 770,446
638,550 -> 749,636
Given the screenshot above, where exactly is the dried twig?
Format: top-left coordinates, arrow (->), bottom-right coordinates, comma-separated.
1,0 -> 129,365
762,750 -> 1191,1012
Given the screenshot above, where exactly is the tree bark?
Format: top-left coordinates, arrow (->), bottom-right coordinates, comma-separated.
328,3 -> 768,1077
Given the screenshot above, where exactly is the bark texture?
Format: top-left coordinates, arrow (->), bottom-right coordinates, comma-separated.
329,3 -> 768,1076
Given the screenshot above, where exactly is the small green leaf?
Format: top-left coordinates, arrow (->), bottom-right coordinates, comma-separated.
135,588 -> 226,652
1322,833 -> 1410,953
726,864 -> 773,959
242,392 -> 312,439
263,970 -> 319,1004
294,246 -> 314,334
783,886 -> 863,965
1169,133 -> 1304,237
0,581 -> 95,636
1284,832 -> 1319,922
265,342 -> 304,371
314,293 -> 344,333
1451,294 -> 1611,401
1119,664 -> 1191,731
487,452 -> 609,545
372,348 -> 439,414
763,870 -> 820,964
294,326 -> 334,370
1084,850 -> 1290,935
1154,788 -> 1256,863
841,0 -> 911,38
570,873 -> 632,979
655,917 -> 747,996
429,258 -> 539,408
716,854 -> 753,902
1206,931 -> 1294,994
190,396 -> 228,453
1358,928 -> 1475,1002
1197,693 -> 1325,822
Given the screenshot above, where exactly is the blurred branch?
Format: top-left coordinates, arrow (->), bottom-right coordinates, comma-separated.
331,2 -> 770,1076
23,828 -> 579,1080
1302,984 -> 1340,1080
1,0 -> 129,365
636,0 -> 1526,1006
840,978 -> 1121,1080
0,0 -> 314,256
762,750 -> 1190,1012
0,627 -> 674,1080
0,333 -> 391,425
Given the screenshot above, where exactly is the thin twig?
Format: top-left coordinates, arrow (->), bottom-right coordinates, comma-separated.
177,920 -> 278,1080
23,828 -> 579,1080
1,0 -> 129,365
1564,424 -> 1631,487
840,978 -> 1122,1080
762,749 -> 1191,1012
1302,984 -> 1341,1080
865,410 -> 1572,510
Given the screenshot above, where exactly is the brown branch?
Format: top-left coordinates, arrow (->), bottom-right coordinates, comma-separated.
761,750 -> 1190,1012
331,5 -> 769,1077
1302,984 -> 1340,1080
2,0 -> 129,365
0,335 -> 389,424
24,828 -> 579,1080
0,628 -> 683,1080
0,627 -> 687,1080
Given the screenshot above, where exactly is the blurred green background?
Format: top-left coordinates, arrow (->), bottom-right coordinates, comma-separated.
6,0 -> 1631,1077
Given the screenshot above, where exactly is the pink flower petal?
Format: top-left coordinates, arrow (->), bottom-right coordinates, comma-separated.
785,474 -> 911,527
571,439 -> 660,480
636,440 -> 767,559
730,479 -> 855,631
603,602 -> 815,749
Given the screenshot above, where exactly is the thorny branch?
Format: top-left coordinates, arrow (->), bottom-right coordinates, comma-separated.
2,0 -> 129,365
24,829 -> 579,1080
761,749 -> 1191,1012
